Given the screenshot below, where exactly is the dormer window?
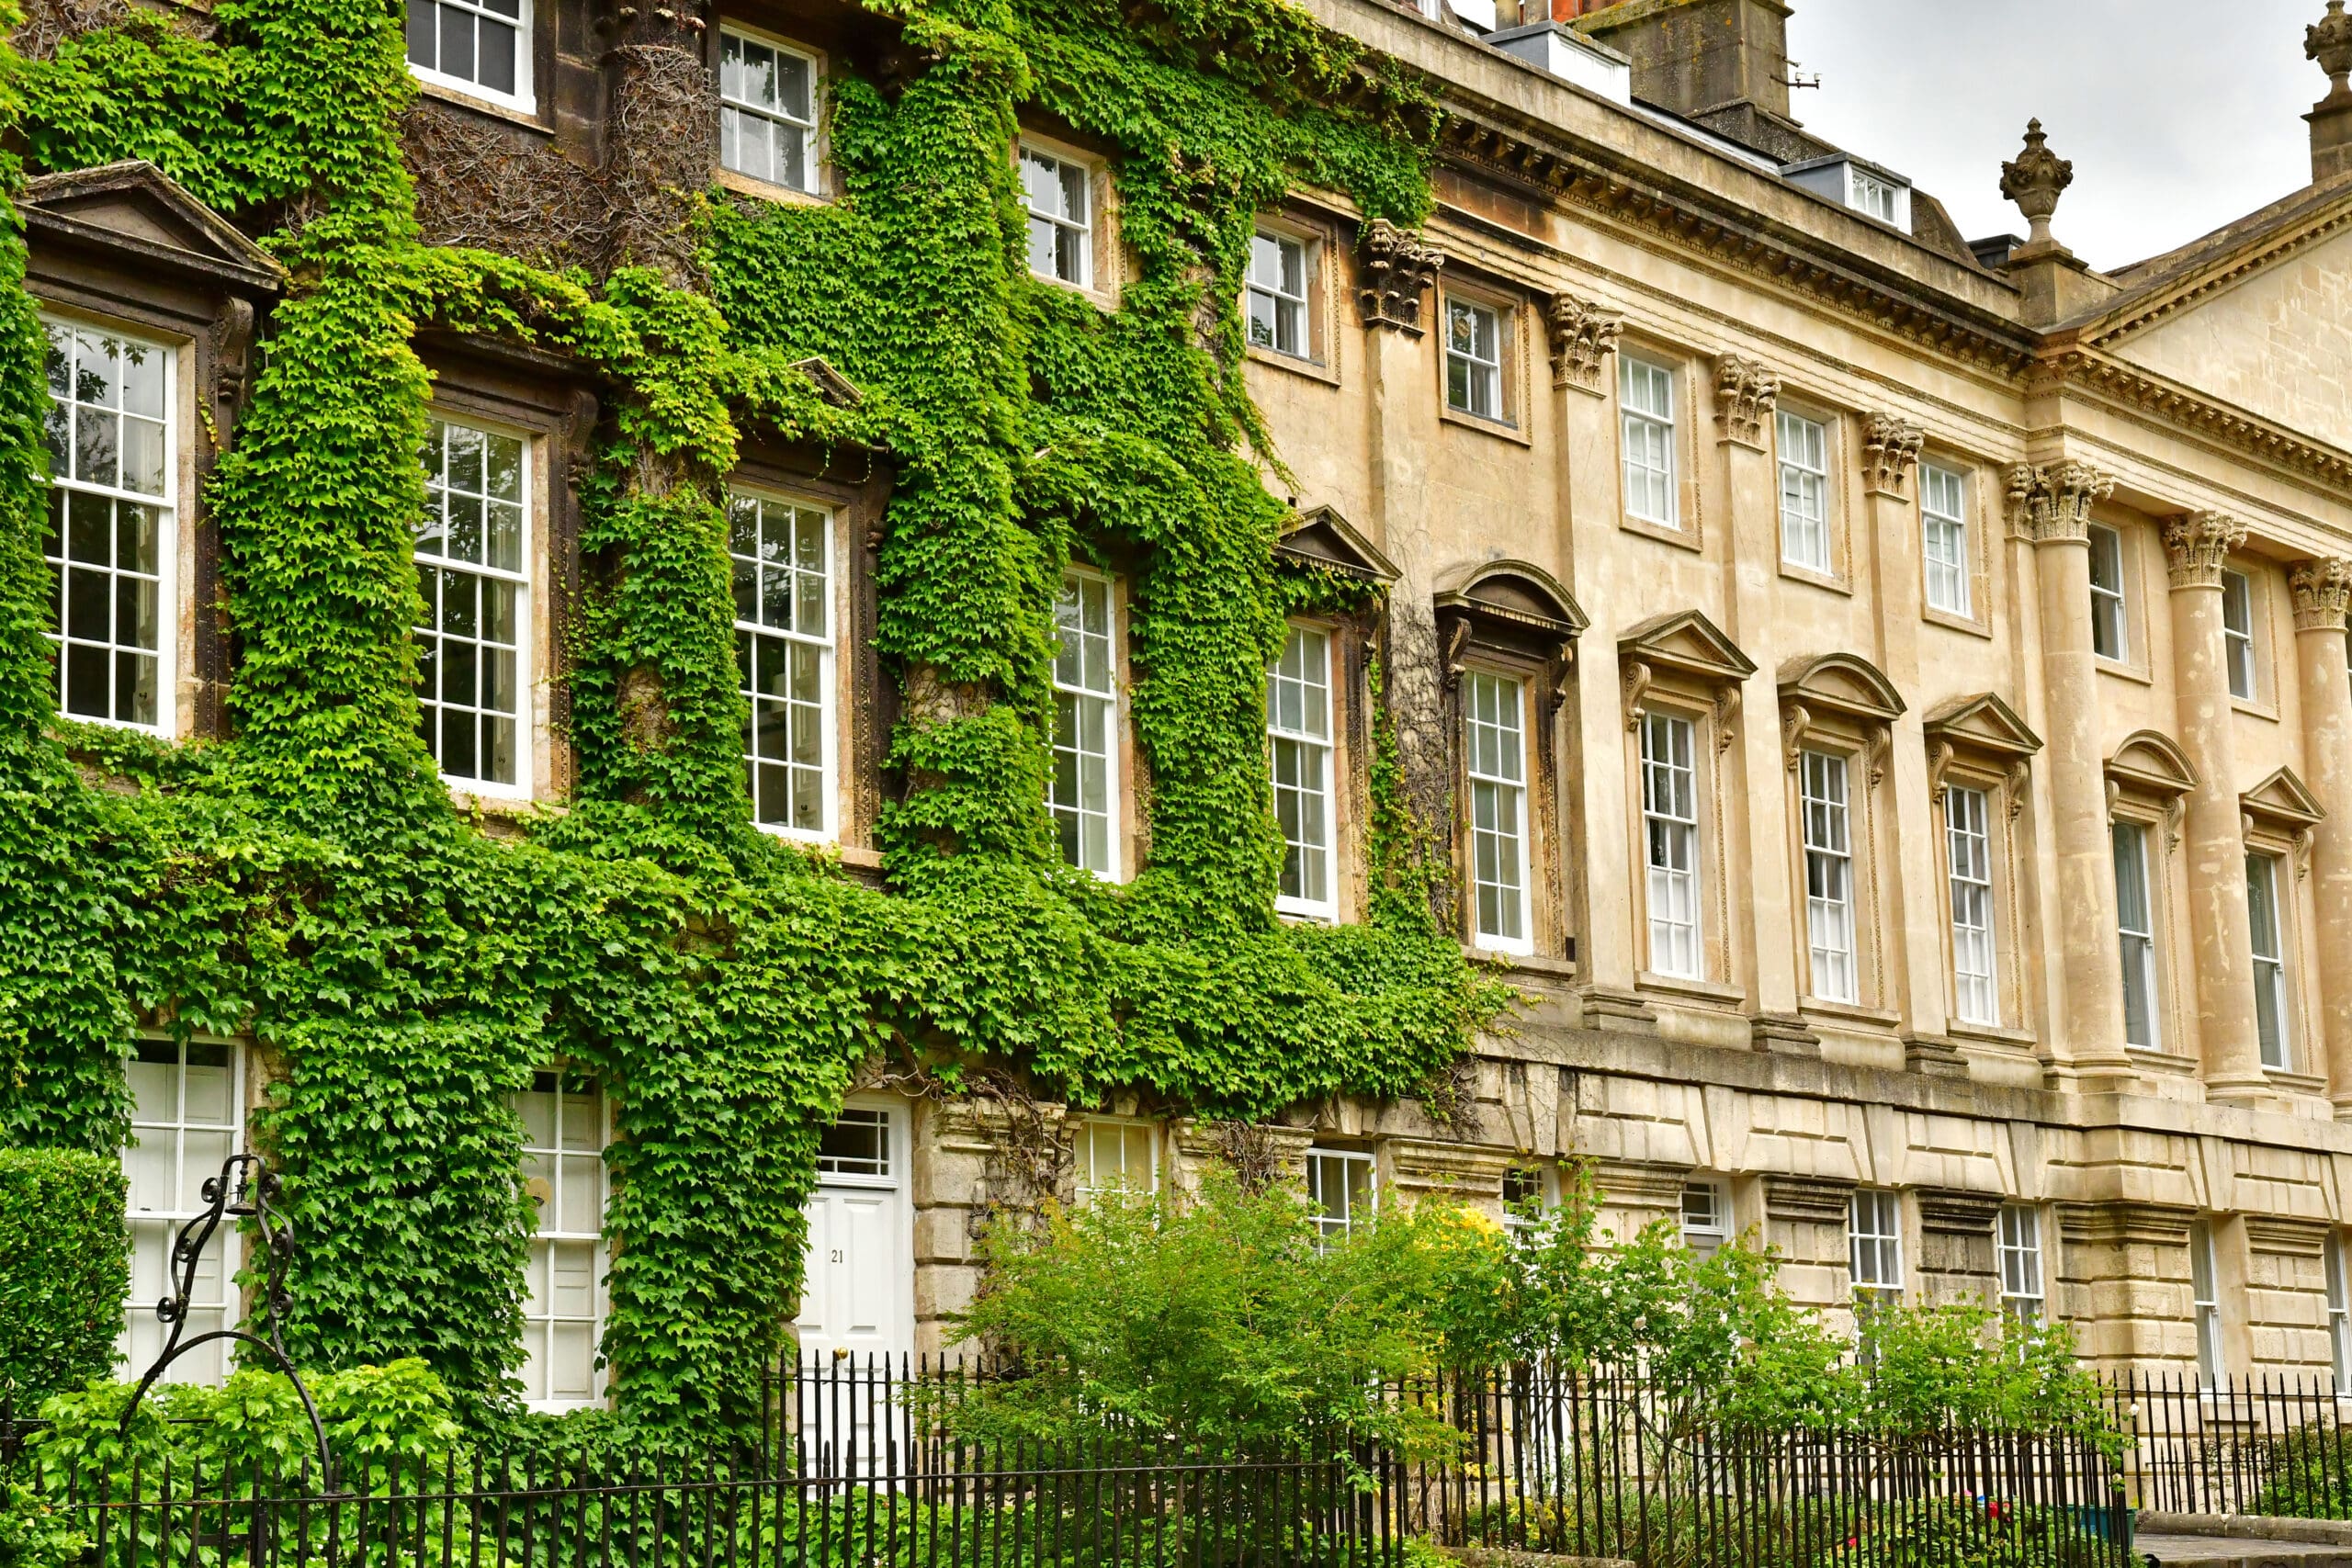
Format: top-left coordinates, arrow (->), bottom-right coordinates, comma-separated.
1782,155 -> 1912,230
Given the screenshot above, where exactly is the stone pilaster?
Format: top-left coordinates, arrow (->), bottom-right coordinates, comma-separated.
2054,1201 -> 2199,1376
1762,1172 -> 1857,1319
1916,1188 -> 2003,1305
1385,1137 -> 1520,1224
1357,221 -> 1453,927
2290,558 -> 2352,1114
1860,414 -> 1953,1066
1713,355 -> 1813,1052
2245,1214 -> 2334,1375
2163,510 -> 2268,1102
2011,463 -> 2132,1084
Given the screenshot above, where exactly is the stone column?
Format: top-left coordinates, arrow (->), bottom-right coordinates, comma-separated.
1714,355 -> 1815,1053
2290,559 -> 2352,1111
1860,415 -> 1960,1073
2011,464 -> 2132,1085
1357,220 -> 1452,927
1546,294 -> 1650,1028
2164,511 -> 2267,1102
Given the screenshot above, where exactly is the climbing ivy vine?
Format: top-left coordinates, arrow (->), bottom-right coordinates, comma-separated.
0,0 -> 1507,1437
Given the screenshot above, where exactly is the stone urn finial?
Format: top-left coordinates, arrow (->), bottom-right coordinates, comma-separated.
2000,119 -> 2074,250
2312,1 -> 2352,101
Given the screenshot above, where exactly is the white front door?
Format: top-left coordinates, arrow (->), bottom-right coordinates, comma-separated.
795,1100 -> 911,1361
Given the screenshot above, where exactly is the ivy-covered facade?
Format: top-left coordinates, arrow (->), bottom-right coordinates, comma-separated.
22,0 -> 2352,1422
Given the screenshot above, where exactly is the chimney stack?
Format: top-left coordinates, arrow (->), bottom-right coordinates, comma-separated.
1575,0 -> 1801,156
2308,1 -> 2352,183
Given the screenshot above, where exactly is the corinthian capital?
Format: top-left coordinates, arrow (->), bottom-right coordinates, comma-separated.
1356,219 -> 1442,333
2160,510 -> 2247,589
1545,291 -> 1623,394
2291,558 -> 2352,630
2005,461 -> 2113,544
1860,414 -> 1924,499
1713,354 -> 1780,448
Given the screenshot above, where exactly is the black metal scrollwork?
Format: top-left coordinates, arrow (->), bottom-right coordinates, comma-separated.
116,1151 -> 339,1492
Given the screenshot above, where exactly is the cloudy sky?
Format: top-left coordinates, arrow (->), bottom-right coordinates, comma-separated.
1783,0 -> 2324,271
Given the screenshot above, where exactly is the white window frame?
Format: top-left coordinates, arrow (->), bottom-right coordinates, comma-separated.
1800,750 -> 1857,1004
729,488 -> 836,841
417,413 -> 533,798
1849,166 -> 1905,224
518,1072 -> 609,1412
121,1038 -> 243,1388
1464,669 -> 1532,955
1849,1189 -> 1905,1312
405,0 -> 533,111
2113,820 -> 2162,1051
1050,570 -> 1121,880
1073,1118 -> 1159,1202
1306,1147 -> 1374,1248
2191,1220 -> 2225,1387
1444,296 -> 1505,423
41,315 -> 177,737
1997,1204 -> 2044,1324
2222,569 -> 2259,702
815,1104 -> 894,1185
1920,462 -> 1971,618
1640,711 -> 1702,979
1619,355 -> 1679,528
1246,229 -> 1312,360
1776,410 -> 1832,574
1502,1165 -> 1555,1237
1680,1179 -> 1729,1258
2089,525 -> 2130,662
2248,851 -> 2293,1072
718,26 -> 820,195
1946,784 -> 1998,1027
1020,142 -> 1093,288
1269,623 -> 1336,920
2328,1232 -> 2352,1387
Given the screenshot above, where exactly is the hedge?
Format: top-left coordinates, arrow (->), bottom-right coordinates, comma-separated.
0,1147 -> 128,1405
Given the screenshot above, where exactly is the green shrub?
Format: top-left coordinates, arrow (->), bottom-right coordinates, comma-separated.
0,1147 -> 128,1405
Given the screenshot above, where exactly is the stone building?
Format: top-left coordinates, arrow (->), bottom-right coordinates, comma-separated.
46,0 -> 2352,1405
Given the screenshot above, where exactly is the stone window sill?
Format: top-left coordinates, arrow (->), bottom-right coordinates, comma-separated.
1248,344 -> 1340,388
1637,969 -> 1747,1008
716,166 -> 831,209
1441,404 -> 1532,446
1622,513 -> 1702,553
1922,604 -> 1995,642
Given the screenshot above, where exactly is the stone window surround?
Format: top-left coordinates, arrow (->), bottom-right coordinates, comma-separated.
1780,654 -> 1907,1029
1434,269 -> 1531,444
1012,129 -> 1120,310
1612,335 -> 1704,551
2104,730 -> 2199,1070
1769,393 -> 1851,592
1269,616 -> 1346,925
711,20 -> 831,209
2241,767 -> 2327,1092
2220,556 -> 2284,719
1917,450 -> 1996,639
1923,693 -> 2042,1044
1244,209 -> 1342,386
2088,515 -> 2158,684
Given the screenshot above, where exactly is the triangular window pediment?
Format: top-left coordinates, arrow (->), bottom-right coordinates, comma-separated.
22,161 -> 282,288
1278,504 -> 1397,586
1618,609 -> 1756,686
2243,765 -> 2326,829
1922,693 -> 2042,760
2105,729 -> 2199,797
1777,652 -> 1905,725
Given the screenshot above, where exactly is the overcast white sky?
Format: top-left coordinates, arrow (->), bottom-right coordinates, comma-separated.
1783,0 -> 2323,271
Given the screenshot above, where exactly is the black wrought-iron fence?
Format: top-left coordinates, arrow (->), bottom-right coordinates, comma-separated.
2112,1370 -> 2352,1519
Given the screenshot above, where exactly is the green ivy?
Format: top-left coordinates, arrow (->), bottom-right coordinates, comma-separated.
0,0 -> 1508,1439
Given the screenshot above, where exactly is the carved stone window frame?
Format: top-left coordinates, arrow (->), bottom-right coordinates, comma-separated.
1917,451 -> 1996,640
1779,653 -> 1907,1022
1437,560 -> 1587,963
1770,394 -> 1851,593
2220,556 -> 2283,718
1013,129 -> 1121,310
2242,765 -> 2327,1089
1244,206 -> 1343,387
1924,693 -> 2043,1041
2087,516 -> 2156,683
710,20 -> 832,208
1434,271 -> 1531,445
1618,610 -> 1757,1001
1276,505 -> 1396,926
2105,729 -> 2199,1064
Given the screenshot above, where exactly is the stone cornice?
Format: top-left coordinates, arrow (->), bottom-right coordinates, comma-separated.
1427,110 -> 2038,378
2035,348 -> 2352,493
2160,510 -> 2247,590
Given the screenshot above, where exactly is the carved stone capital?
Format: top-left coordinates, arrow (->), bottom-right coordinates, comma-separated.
2159,509 -> 2247,590
1544,291 -> 1623,393
1860,413 -> 1923,499
2000,118 -> 2073,249
1713,354 -> 1779,447
2290,558 -> 2352,631
1356,219 -> 1442,333
2005,461 -> 2113,544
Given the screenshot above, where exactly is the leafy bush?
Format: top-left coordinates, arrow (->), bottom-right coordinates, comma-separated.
0,1147 -> 128,1406
2250,1426 -> 2352,1518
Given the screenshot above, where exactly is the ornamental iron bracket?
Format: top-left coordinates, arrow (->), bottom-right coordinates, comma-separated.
116,1151 -> 338,1492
